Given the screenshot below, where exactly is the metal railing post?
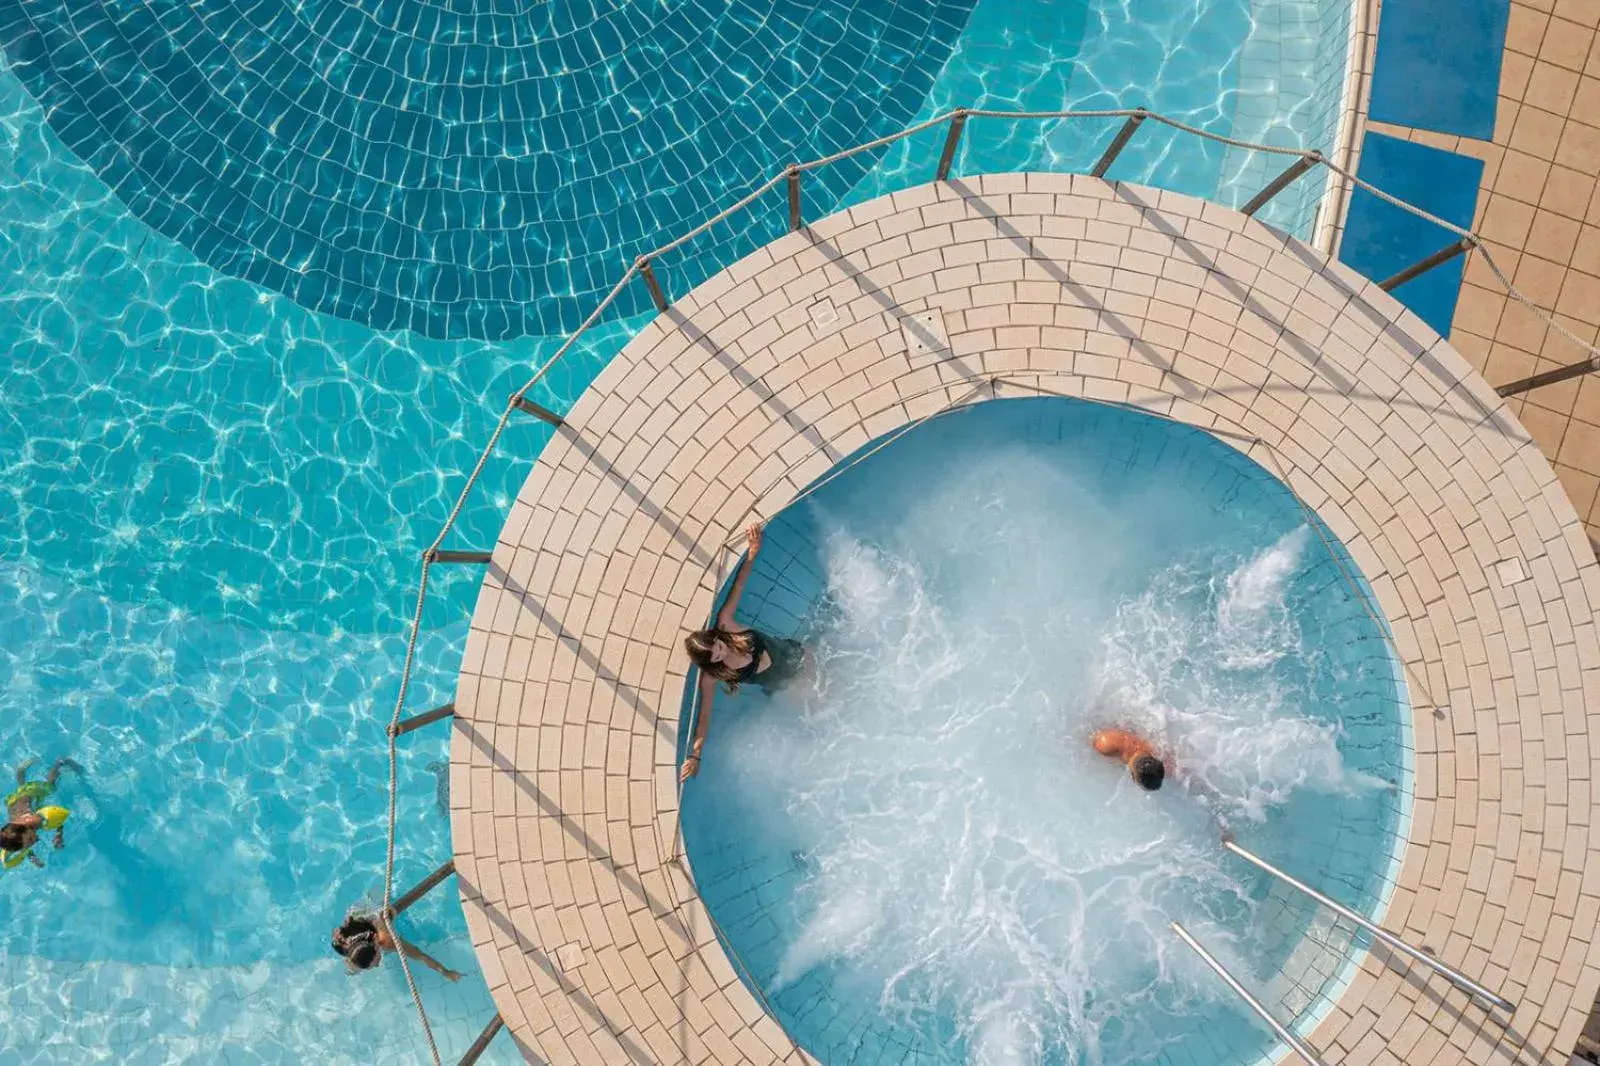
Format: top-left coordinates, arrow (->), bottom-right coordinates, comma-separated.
1378,236 -> 1475,291
459,1014 -> 504,1065
512,395 -> 564,427
1222,839 -> 1516,1012
1171,923 -> 1329,1066
1241,152 -> 1322,216
637,257 -> 669,312
388,859 -> 456,919
1091,109 -> 1148,178
936,109 -> 969,182
429,549 -> 493,564
389,702 -> 456,738
1496,356 -> 1600,397
787,165 -> 803,232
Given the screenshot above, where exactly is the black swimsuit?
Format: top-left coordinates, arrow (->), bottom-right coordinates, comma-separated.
735,629 -> 805,691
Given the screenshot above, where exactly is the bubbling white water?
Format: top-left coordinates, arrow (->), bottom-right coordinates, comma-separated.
703,444 -> 1391,1065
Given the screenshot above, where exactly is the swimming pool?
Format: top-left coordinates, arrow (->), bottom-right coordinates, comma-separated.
679,397 -> 1410,1066
0,0 -> 1357,1060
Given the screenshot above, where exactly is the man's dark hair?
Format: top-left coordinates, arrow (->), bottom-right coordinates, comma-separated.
0,823 -> 32,851
349,941 -> 381,970
1132,754 -> 1165,791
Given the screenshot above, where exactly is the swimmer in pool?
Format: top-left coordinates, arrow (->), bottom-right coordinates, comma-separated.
332,911 -> 464,981
1,757 -> 82,869
681,523 -> 811,782
1092,728 -> 1166,791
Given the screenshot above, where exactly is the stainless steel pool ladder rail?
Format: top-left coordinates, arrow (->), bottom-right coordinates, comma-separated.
1222,838 -> 1518,1015
1170,921 -> 1330,1066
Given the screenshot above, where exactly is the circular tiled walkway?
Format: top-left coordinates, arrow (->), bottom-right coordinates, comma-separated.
451,172 -> 1600,1065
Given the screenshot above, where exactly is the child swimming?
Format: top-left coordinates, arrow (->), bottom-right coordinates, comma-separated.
1092,728 -> 1167,791
1,758 -> 82,869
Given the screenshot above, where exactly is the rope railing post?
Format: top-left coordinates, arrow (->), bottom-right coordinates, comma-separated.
388,859 -> 457,919
787,164 -> 803,232
389,701 -> 456,738
1091,107 -> 1148,178
512,395 -> 564,427
1496,355 -> 1600,397
1171,922 -> 1329,1066
458,1014 -> 504,1065
428,549 -> 493,564
637,257 -> 669,313
1378,236 -> 1475,291
1222,838 -> 1516,1013
936,108 -> 969,182
1241,152 -> 1321,216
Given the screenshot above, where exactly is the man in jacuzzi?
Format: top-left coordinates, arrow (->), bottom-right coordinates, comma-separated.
1092,727 -> 1166,791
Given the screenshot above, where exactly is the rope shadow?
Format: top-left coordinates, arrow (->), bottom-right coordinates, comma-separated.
487,558 -> 676,747
459,871 -> 656,1066
801,231 -> 986,386
662,306 -> 842,467
553,421 -> 716,571
1364,938 -> 1559,1066
455,716 -> 689,939
946,178 -> 1202,398
1099,182 -> 1357,396
1203,196 -> 1523,438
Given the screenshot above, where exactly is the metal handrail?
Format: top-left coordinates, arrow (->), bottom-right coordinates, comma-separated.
1171,922 -> 1330,1066
373,105 -> 1584,1061
1223,839 -> 1516,1013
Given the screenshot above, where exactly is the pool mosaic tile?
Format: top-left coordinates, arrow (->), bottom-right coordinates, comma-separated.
1339,132 -> 1483,337
1368,0 -> 1510,140
0,0 -> 976,340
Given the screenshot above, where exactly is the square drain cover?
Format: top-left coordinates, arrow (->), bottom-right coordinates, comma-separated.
810,297 -> 838,326
903,311 -> 948,356
555,942 -> 585,970
1493,557 -> 1528,586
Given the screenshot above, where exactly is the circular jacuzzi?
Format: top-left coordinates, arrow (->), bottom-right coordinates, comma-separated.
679,395 -> 1411,1066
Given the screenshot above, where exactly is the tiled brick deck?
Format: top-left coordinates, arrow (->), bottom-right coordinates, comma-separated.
1348,0 -> 1600,547
450,173 -> 1600,1065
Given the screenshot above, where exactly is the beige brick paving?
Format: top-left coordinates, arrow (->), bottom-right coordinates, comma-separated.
451,173 -> 1600,1065
1350,0 -> 1600,550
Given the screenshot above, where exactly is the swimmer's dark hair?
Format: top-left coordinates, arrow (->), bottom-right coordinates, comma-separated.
0,823 -> 32,851
332,913 -> 382,970
1132,754 -> 1165,791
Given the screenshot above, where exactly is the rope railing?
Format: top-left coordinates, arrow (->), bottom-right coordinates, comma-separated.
372,104 -> 1593,1064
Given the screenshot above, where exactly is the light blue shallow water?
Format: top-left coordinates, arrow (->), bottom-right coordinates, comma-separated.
681,398 -> 1409,1066
0,0 -> 1353,1061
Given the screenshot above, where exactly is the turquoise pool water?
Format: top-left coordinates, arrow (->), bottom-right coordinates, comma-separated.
679,398 -> 1409,1066
0,0 -> 1353,1061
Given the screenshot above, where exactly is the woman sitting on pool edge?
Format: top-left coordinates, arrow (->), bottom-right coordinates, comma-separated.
680,523 -> 809,782
1092,726 -> 1167,791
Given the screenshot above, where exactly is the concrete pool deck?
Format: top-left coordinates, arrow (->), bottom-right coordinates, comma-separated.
450,172 -> 1600,1065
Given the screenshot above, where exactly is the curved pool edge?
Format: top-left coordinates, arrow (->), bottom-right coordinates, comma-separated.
450,172 -> 1600,1066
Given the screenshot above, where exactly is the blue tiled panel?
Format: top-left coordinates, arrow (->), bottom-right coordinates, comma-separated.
1369,0 -> 1510,140
1339,132 -> 1483,338
0,0 -> 976,340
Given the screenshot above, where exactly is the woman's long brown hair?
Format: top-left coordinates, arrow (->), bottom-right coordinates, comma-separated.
684,627 -> 756,689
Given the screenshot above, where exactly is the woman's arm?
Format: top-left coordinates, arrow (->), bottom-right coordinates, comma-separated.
680,675 -> 716,782
715,524 -> 764,629
398,935 -> 464,981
